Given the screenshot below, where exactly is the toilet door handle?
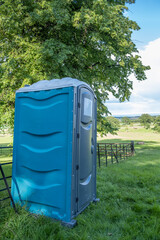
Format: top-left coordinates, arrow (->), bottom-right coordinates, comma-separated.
91,145 -> 94,154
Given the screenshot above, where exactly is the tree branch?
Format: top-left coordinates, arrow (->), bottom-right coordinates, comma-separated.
85,62 -> 120,69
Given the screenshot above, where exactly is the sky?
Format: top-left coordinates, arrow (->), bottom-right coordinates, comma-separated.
106,0 -> 160,116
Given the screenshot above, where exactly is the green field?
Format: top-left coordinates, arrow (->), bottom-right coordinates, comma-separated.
1,127 -> 160,240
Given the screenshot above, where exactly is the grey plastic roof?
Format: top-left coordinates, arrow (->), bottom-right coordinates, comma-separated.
16,77 -> 92,93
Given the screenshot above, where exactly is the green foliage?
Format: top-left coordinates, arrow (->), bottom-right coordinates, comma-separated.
139,114 -> 153,129
121,116 -> 131,125
106,116 -> 120,133
97,116 -> 120,135
153,115 -> 160,133
0,0 -> 150,133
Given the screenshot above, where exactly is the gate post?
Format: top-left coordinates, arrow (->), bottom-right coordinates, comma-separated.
131,141 -> 135,155
97,144 -> 100,167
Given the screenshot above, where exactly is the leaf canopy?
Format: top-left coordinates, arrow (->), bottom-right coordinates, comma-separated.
0,0 -> 150,133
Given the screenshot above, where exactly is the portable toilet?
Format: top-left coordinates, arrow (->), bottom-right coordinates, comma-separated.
11,78 -> 98,227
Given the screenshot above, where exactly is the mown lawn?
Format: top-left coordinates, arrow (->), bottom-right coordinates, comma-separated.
1,128 -> 160,240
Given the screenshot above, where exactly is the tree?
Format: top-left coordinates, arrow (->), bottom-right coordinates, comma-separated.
153,116 -> 160,133
139,114 -> 153,129
105,116 -> 120,134
0,0 -> 150,133
121,117 -> 131,125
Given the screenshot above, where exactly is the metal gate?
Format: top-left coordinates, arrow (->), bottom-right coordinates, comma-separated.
0,146 -> 16,211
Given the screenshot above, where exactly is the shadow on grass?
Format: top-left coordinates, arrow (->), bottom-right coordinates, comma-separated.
98,138 -> 160,145
98,138 -> 160,171
99,138 -> 160,150
0,143 -> 12,147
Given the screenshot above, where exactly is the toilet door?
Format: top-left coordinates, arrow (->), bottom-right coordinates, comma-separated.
77,87 -> 96,212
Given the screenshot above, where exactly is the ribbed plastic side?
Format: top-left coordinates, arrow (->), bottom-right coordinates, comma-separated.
12,87 -> 74,223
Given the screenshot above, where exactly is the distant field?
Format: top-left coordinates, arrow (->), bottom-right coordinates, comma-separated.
0,135 -> 13,163
1,127 -> 160,239
0,134 -> 13,146
98,125 -> 160,143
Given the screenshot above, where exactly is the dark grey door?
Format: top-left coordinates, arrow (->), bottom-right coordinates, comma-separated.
77,87 -> 96,212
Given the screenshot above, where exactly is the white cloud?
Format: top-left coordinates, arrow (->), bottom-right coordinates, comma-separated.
106,38 -> 160,116
133,38 -> 160,100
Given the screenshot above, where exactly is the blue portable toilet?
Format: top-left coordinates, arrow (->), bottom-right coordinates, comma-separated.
11,78 -> 97,226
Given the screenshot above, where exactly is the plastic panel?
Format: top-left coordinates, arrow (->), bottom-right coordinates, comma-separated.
12,87 -> 74,223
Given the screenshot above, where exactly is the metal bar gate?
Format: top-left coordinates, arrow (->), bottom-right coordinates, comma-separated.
0,162 -> 16,211
97,141 -> 134,167
0,146 -> 17,212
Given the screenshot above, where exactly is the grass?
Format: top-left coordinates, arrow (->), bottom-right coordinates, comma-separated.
1,127 -> 160,239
